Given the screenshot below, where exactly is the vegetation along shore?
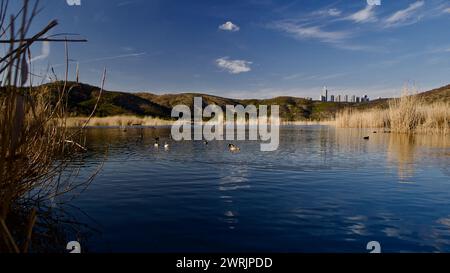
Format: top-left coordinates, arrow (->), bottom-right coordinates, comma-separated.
50,82 -> 449,134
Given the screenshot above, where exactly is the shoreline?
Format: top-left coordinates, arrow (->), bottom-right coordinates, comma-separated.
65,116 -> 334,128
65,116 -> 448,136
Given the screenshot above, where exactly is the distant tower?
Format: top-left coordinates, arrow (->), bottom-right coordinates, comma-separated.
344,95 -> 348,102
322,86 -> 328,102
330,95 -> 335,102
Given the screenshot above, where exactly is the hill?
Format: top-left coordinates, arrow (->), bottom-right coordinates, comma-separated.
43,82 -> 171,117
38,81 -> 450,121
418,84 -> 450,104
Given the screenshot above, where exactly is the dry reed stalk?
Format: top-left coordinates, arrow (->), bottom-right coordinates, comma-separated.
335,88 -> 449,134
21,207 -> 36,253
388,91 -> 422,133
0,0 -> 99,253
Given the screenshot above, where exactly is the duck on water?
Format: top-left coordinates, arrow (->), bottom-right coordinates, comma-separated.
228,144 -> 240,152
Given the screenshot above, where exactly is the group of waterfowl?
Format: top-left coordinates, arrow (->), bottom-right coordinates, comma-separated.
363,130 -> 392,140
153,137 -> 169,149
152,136 -> 240,152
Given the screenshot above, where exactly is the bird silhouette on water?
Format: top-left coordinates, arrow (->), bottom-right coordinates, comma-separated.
228,144 -> 240,152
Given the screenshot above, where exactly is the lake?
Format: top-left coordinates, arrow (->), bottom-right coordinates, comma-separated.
69,126 -> 450,252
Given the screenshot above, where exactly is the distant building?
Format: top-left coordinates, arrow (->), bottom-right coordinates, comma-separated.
321,86 -> 328,102
319,87 -> 369,104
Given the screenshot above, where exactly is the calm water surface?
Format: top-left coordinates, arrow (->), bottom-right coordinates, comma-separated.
70,126 -> 450,252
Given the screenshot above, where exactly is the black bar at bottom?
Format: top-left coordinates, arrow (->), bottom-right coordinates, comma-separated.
1,253 -> 444,272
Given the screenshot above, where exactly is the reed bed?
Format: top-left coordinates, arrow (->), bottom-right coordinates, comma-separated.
0,0 -> 99,253
335,92 -> 449,134
283,120 -> 335,126
66,116 -> 286,127
66,116 -> 174,127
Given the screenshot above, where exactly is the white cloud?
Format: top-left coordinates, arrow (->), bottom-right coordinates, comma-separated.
273,22 -> 349,43
219,21 -> 240,32
313,8 -> 341,17
271,21 -> 379,51
385,1 -> 424,27
346,5 -> 377,23
216,57 -> 251,74
328,8 -> 341,17
442,7 -> 450,14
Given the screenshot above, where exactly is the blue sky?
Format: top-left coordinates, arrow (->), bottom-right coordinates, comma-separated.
13,0 -> 450,98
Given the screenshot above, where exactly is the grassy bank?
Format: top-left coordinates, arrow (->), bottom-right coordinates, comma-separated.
66,116 -> 174,127
67,116 -> 325,127
335,93 -> 449,134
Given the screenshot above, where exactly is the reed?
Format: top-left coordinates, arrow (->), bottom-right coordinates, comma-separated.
66,115 -> 286,127
282,120 -> 335,126
388,92 -> 422,133
0,0 -> 98,252
335,91 -> 449,134
66,115 -> 173,127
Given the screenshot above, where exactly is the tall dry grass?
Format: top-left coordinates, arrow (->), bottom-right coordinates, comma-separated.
66,115 -> 173,127
388,93 -> 421,133
335,108 -> 390,129
66,115 -> 286,127
0,0 -> 98,253
335,91 -> 449,134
